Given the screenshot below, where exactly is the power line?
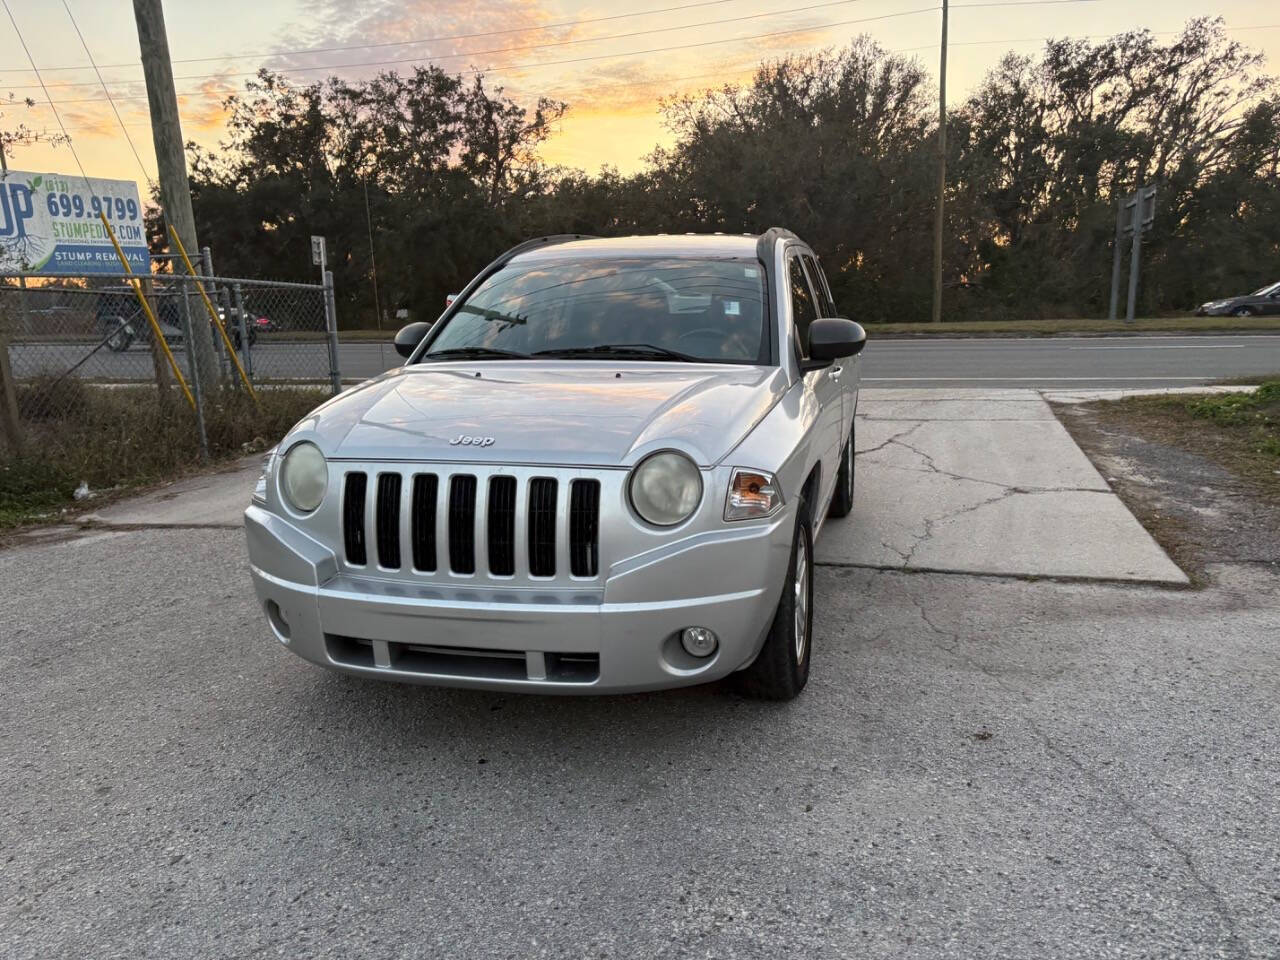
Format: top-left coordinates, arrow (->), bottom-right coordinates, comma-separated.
0,0 -> 91,189
0,0 -> 748,75
17,5 -> 947,104
11,0 -> 1111,96
61,0 -> 153,183
13,0 -> 893,92
20,16 -> 1280,113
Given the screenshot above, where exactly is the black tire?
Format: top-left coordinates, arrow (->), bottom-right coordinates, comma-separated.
1233,306 -> 1254,317
828,430 -> 854,519
734,495 -> 814,701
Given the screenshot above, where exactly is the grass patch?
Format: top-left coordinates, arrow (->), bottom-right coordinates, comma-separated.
1110,381 -> 1280,495
1,383 -> 328,528
866,316 -> 1280,337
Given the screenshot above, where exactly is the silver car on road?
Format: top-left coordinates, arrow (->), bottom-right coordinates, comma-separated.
245,229 -> 866,699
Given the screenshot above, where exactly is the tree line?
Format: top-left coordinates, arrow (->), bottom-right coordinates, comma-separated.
176,17 -> 1280,326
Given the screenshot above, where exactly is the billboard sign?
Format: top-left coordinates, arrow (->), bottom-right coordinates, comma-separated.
0,169 -> 149,275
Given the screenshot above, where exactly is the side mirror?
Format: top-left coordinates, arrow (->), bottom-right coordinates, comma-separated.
802,317 -> 866,371
393,320 -> 433,358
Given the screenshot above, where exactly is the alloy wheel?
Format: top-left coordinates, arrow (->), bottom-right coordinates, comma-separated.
793,536 -> 810,663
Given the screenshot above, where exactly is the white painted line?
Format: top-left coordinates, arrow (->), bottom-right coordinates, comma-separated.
1068,344 -> 1246,350
863,377 -> 1214,382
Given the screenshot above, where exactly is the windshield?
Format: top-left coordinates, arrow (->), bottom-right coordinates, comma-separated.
1250,281 -> 1279,297
418,257 -> 769,364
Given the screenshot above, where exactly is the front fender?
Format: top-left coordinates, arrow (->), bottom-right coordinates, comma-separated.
719,379 -> 823,505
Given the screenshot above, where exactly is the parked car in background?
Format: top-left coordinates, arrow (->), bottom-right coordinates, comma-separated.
1196,281 -> 1280,316
245,229 -> 866,700
216,307 -> 263,348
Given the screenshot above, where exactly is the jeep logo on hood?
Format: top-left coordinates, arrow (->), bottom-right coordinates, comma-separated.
450,435 -> 495,447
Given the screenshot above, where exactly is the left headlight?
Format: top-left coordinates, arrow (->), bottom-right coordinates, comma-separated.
279,441 -> 327,513
629,451 -> 703,526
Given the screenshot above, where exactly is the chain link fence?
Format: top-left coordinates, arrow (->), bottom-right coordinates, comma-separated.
0,270 -> 340,460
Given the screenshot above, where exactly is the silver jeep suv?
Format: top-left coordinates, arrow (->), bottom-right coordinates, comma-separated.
245,229 -> 865,699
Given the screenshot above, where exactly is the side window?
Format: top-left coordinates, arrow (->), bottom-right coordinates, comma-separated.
788,255 -> 819,357
802,254 -> 837,317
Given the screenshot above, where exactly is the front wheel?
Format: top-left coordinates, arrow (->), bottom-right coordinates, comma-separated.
1233,306 -> 1255,317
734,496 -> 814,701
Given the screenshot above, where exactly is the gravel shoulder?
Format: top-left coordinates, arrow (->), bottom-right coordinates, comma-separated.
1052,395 -> 1280,582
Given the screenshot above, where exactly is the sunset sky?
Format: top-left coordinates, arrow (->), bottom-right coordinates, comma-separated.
2,0 -> 1277,186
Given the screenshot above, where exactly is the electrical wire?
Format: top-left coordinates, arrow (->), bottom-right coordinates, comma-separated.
0,0 -> 749,74
19,4 -> 946,104
14,0 -> 899,91
0,0 -> 91,189
11,0 -> 1112,96
61,0 -> 154,184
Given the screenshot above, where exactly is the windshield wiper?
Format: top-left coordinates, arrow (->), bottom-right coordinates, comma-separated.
421,346 -> 530,362
533,343 -> 704,362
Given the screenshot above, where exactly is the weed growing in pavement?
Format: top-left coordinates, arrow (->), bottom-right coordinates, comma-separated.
1183,382 -> 1280,461
1,385 -> 328,528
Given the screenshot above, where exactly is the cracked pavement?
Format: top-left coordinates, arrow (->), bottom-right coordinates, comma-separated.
2,527 -> 1277,959
4,387 -> 1275,958
817,389 -> 1188,584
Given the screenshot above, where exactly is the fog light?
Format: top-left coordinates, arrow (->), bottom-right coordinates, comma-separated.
680,626 -> 718,658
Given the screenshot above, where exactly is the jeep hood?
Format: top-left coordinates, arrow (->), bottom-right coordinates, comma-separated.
308,362 -> 788,467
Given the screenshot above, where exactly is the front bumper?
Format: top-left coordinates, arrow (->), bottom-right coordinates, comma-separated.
245,503 -> 794,694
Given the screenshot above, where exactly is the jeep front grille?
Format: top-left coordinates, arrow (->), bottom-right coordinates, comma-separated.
375,473 -> 402,569
410,474 -> 438,572
569,480 -> 600,577
342,472 -> 367,565
527,477 -> 557,577
486,476 -> 517,577
340,468 -> 602,580
448,475 -> 478,574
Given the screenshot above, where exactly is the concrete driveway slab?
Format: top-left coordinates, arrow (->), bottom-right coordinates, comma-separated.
77,456 -> 258,528
820,389 -> 1187,584
1,528 -> 1275,958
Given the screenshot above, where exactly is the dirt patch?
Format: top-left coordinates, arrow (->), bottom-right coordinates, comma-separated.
1054,396 -> 1280,583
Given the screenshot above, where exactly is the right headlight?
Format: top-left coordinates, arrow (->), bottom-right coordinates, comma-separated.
629,451 -> 703,526
279,441 -> 327,513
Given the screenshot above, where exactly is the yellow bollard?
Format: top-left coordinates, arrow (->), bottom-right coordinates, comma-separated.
167,225 -> 258,404
99,211 -> 194,409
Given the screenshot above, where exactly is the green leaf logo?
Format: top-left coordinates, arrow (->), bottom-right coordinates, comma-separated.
31,175 -> 42,188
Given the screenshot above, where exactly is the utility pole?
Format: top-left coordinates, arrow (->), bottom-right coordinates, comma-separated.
132,0 -> 218,385
930,0 -> 948,324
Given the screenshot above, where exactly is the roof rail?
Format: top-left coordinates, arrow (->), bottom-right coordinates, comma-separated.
494,234 -> 595,266
756,226 -> 800,261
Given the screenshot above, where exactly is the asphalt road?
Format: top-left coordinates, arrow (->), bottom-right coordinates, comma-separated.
3,526 -> 1277,958
11,333 -> 1280,389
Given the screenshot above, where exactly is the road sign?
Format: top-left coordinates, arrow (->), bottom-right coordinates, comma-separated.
311,235 -> 327,267
1120,185 -> 1157,237
0,170 -> 148,275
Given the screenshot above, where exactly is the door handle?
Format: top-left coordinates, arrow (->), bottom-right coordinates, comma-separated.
830,366 -> 842,379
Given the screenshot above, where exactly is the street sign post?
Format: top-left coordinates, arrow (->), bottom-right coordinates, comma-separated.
0,170 -> 148,275
1108,185 -> 1158,323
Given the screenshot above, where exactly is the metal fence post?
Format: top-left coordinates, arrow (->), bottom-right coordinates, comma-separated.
323,269 -> 341,395
232,282 -> 253,381
180,280 -> 210,462
0,328 -> 23,456
199,247 -> 230,381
